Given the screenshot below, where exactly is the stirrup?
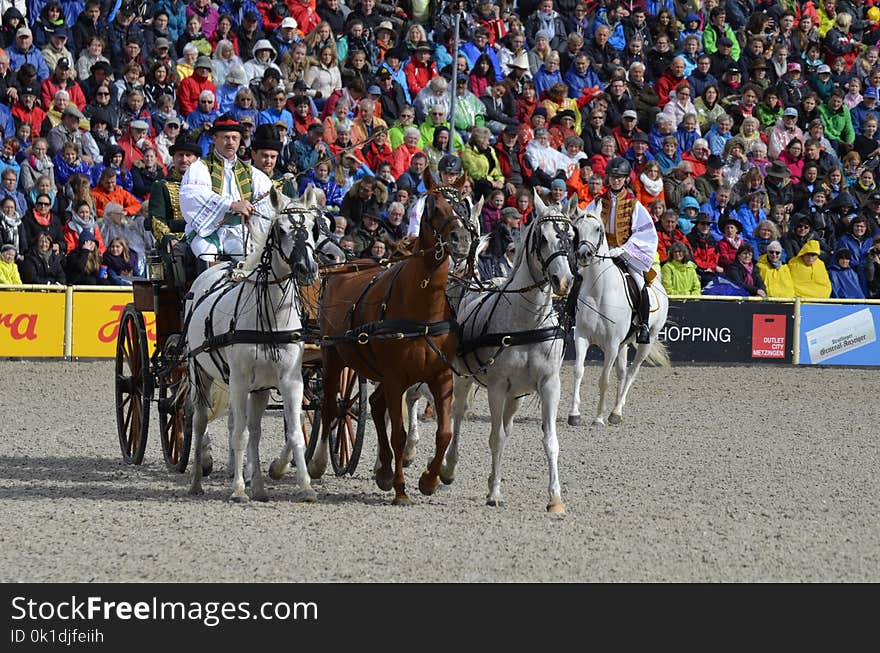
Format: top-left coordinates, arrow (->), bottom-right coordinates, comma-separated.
635,324 -> 651,345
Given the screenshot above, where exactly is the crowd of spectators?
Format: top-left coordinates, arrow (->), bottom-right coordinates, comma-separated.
0,0 -> 878,299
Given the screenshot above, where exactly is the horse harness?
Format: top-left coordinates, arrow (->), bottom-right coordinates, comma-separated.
456,214 -> 577,381
184,215 -> 315,388
319,186 -> 476,378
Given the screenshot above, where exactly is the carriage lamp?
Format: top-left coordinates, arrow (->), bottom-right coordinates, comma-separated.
147,254 -> 165,281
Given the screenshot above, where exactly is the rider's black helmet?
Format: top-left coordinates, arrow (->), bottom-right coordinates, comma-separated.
606,157 -> 631,177
438,154 -> 463,174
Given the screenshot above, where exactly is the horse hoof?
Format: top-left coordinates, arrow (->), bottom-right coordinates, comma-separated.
201,459 -> 213,477
567,415 -> 581,426
306,463 -> 324,480
608,413 -> 622,425
375,474 -> 394,492
486,499 -> 504,508
296,488 -> 318,503
229,493 -> 250,504
392,494 -> 412,506
268,459 -> 289,480
188,484 -> 204,496
251,490 -> 269,503
418,472 -> 440,496
547,500 -> 566,515
440,472 -> 455,486
592,418 -> 605,427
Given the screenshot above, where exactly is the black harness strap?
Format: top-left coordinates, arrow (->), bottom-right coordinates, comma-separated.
458,325 -> 565,355
188,328 -> 306,358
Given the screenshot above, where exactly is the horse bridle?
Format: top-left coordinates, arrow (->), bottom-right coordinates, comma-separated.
273,211 -> 316,272
576,215 -> 608,266
525,214 -> 578,286
425,186 -> 479,263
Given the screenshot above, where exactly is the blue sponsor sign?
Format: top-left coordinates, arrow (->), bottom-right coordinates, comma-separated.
799,304 -> 880,366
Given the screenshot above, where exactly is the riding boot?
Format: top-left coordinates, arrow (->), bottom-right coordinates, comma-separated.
636,285 -> 651,344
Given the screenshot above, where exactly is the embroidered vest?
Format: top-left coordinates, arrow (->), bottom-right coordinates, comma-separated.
599,189 -> 636,248
199,154 -> 254,251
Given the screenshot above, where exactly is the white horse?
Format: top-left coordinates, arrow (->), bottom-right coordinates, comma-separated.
186,186 -> 322,502
567,212 -> 671,428
444,192 -> 578,513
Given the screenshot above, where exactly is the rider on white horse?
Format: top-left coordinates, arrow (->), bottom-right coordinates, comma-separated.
585,157 -> 659,344
180,114 -> 275,264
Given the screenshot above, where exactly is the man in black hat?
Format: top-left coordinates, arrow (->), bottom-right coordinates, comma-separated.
695,154 -> 726,204
148,138 -> 203,244
494,123 -> 524,195
710,39 -> 738,80
79,61 -> 113,103
764,160 -> 796,211
374,67 -> 408,123
250,124 -> 298,197
179,115 -> 277,262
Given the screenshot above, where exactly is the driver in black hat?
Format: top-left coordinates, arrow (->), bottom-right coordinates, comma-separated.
149,137 -> 203,243
179,114 -> 276,263
437,153 -> 463,185
585,156 -> 659,343
250,124 -> 297,198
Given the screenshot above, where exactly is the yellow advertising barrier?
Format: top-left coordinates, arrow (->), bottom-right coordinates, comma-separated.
69,289 -> 157,358
0,287 -> 66,357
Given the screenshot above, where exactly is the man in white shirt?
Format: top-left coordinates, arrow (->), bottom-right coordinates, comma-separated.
180,114 -> 275,264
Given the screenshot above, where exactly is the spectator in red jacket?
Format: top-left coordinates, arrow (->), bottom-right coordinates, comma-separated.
177,56 -> 217,117
40,58 -> 87,111
117,120 -> 159,166
12,85 -> 47,137
404,43 -> 437,98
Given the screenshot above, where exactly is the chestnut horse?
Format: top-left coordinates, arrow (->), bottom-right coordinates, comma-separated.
317,174 -> 480,504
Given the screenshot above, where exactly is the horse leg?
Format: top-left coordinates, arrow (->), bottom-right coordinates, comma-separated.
383,382 -> 411,505
227,375 -> 249,503
402,384 -> 422,467
593,347 -> 617,427
226,411 -> 235,479
567,333 -> 589,426
610,342 -> 649,425
485,386 -> 508,507
246,390 -> 270,502
278,366 -> 317,503
370,383 -> 395,491
442,375 -> 472,485
540,376 -> 565,514
189,385 -> 208,496
419,371 -> 453,496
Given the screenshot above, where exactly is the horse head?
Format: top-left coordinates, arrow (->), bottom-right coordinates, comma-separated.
526,189 -> 578,296
268,185 -> 320,285
422,169 -> 482,263
292,184 -> 347,266
574,209 -> 608,269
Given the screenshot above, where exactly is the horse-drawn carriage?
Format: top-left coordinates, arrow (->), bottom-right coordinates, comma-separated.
112,188 -> 369,478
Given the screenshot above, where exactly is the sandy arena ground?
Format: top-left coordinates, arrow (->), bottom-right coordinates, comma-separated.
0,360 -> 877,583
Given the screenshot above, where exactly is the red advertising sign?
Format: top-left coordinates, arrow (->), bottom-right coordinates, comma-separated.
752,314 -> 787,358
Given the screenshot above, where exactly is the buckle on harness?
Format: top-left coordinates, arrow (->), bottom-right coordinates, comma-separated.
357,333 -> 370,345
501,335 -> 512,347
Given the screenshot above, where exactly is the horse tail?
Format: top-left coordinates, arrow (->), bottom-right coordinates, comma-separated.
646,339 -> 671,368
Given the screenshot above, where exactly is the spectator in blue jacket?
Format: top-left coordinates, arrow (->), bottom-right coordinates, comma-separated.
563,53 -> 602,100
7,27 -> 51,82
460,26 -> 503,81
155,0 -> 188,42
533,51 -> 562,98
829,248 -> 866,298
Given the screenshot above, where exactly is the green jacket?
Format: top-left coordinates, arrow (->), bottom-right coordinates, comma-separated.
460,143 -> 505,184
661,259 -> 702,296
418,120 -> 464,151
702,23 -> 741,61
817,102 -> 855,144
452,92 -> 486,133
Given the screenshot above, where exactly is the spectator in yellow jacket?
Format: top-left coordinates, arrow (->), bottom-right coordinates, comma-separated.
788,238 -> 833,298
460,126 -> 506,201
0,244 -> 22,284
756,241 -> 796,297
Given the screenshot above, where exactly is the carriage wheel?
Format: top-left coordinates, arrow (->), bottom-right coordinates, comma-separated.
114,304 -> 152,465
157,335 -> 192,473
328,367 -> 367,476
